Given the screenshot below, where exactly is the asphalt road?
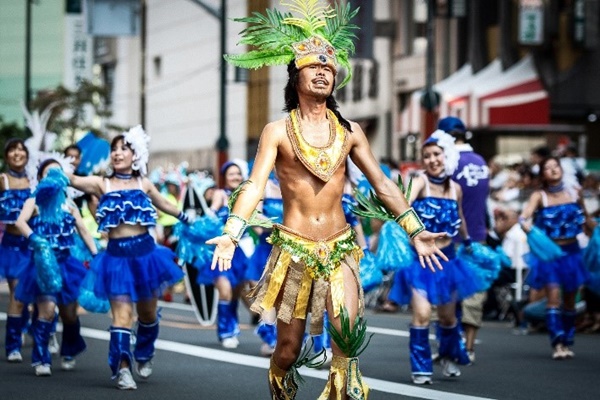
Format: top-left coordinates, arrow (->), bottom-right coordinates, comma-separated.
1,285 -> 599,400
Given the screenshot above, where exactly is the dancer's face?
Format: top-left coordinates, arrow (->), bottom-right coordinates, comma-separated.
422,144 -> 445,177
110,139 -> 134,172
224,165 -> 243,190
65,148 -> 81,170
41,161 -> 61,179
297,64 -> 334,100
541,158 -> 563,183
6,142 -> 28,170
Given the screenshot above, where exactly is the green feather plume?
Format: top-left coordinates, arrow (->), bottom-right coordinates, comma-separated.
228,180 -> 274,229
327,306 -> 373,358
352,175 -> 413,222
224,0 -> 360,88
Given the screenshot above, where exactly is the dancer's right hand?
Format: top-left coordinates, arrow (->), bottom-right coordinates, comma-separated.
206,235 -> 236,272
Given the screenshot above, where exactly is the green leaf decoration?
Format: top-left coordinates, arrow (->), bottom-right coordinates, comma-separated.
235,10 -> 303,50
281,0 -> 333,35
351,176 -> 414,221
327,306 -> 373,358
227,180 -> 274,229
325,2 -> 360,55
224,50 -> 294,70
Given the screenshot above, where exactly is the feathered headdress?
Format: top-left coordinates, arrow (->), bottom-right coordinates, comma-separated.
26,151 -> 74,190
423,130 -> 460,176
123,125 -> 150,176
224,0 -> 360,88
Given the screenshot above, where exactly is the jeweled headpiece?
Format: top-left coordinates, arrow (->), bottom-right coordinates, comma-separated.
224,0 -> 360,88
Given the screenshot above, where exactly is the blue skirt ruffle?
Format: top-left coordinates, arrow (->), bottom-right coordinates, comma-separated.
195,246 -> 248,288
85,233 -> 183,302
526,241 -> 588,292
15,250 -> 87,305
244,234 -> 272,281
388,246 -> 485,306
0,232 -> 31,280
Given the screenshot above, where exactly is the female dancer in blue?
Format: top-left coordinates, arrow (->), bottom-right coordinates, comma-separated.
68,126 -> 186,390
0,139 -> 32,362
388,130 -> 482,385
198,160 -> 249,349
246,171 -> 282,356
14,157 -> 97,376
519,156 -> 594,360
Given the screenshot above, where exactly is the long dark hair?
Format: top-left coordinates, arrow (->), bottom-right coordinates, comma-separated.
109,135 -> 140,177
283,62 -> 352,132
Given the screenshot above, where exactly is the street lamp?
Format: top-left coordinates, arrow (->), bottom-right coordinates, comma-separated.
188,0 -> 228,184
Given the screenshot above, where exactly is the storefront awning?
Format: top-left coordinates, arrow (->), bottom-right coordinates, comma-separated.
398,55 -> 550,135
470,55 -> 549,128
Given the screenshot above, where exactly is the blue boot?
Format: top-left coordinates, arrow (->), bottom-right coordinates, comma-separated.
562,309 -> 576,347
61,318 -> 87,358
109,327 -> 133,378
134,319 -> 159,364
546,308 -> 565,347
5,315 -> 23,359
32,318 -> 53,366
409,326 -> 432,378
256,322 -> 277,348
217,301 -> 239,340
438,324 -> 471,365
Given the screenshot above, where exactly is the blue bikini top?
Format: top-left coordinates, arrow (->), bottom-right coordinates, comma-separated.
534,191 -> 585,240
29,212 -> 76,250
0,175 -> 31,224
96,178 -> 157,233
412,178 -> 461,237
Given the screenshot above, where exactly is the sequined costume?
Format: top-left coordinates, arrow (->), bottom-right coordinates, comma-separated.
83,178 -> 183,377
0,175 -> 31,280
388,179 -> 479,378
0,175 -> 32,358
15,211 -> 88,368
527,190 -> 587,350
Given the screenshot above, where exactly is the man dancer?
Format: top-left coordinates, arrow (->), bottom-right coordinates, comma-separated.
208,2 -> 447,399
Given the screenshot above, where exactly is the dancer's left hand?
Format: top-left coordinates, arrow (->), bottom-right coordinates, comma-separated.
206,235 -> 236,271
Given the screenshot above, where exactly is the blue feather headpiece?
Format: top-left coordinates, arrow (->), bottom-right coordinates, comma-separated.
34,167 -> 70,224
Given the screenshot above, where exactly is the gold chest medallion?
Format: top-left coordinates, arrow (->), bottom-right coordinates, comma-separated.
286,109 -> 348,182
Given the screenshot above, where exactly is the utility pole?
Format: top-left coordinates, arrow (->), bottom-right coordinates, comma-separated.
25,0 -> 32,110
420,0 -> 440,140
140,0 -> 147,127
188,0 -> 228,185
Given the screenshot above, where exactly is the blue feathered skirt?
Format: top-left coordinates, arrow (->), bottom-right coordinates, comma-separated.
15,250 -> 87,305
244,233 -> 272,282
85,233 -> 183,302
526,241 -> 588,293
0,232 -> 31,280
388,245 -> 486,306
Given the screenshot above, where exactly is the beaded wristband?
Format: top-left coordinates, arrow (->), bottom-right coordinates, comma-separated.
395,207 -> 426,239
223,214 -> 248,243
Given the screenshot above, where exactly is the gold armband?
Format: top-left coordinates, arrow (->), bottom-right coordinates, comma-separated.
395,208 -> 425,239
223,214 -> 248,243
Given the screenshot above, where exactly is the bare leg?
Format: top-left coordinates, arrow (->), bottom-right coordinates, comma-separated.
269,317 -> 306,399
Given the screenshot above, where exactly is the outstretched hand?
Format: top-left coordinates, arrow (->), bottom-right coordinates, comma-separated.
205,235 -> 236,272
412,231 -> 449,272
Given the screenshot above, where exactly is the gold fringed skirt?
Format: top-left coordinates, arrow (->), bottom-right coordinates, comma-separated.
248,224 -> 365,335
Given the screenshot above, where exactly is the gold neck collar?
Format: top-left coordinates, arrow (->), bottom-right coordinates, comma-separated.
286,109 -> 348,182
